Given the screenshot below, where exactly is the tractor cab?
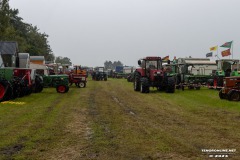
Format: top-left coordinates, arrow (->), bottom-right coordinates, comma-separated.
216,59 -> 240,77
92,67 -> 107,81
137,57 -> 163,81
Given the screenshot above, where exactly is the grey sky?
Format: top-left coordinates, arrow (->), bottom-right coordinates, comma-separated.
9,0 -> 240,67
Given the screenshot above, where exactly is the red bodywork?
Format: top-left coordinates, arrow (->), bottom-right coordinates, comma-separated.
136,57 -> 164,82
68,73 -> 87,84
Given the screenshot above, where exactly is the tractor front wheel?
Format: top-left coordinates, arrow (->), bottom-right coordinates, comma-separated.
140,78 -> 149,93
56,85 -> 67,93
79,82 -> 86,88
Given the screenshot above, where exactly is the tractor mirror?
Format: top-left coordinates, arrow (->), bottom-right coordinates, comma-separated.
138,60 -> 141,65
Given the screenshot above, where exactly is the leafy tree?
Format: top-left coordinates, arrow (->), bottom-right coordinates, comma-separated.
104,60 -> 123,70
55,56 -> 72,65
0,0 -> 53,60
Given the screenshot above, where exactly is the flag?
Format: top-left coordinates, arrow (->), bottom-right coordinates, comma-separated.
221,49 -> 231,57
162,55 -> 169,61
220,41 -> 232,48
206,52 -> 213,57
210,46 -> 218,51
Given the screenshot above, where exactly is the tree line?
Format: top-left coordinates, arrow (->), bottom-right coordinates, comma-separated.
0,0 -> 67,63
104,60 -> 123,70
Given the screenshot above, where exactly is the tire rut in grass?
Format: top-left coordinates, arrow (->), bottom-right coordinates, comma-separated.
0,136 -> 27,159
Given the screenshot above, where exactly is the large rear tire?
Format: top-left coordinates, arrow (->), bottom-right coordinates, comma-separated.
166,77 -> 175,93
0,82 -> 6,101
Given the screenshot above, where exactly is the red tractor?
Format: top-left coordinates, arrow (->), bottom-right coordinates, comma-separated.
134,57 -> 175,93
68,65 -> 87,88
219,76 -> 240,101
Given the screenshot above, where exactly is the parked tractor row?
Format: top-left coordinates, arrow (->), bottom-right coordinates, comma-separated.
0,42 -> 44,102
0,41 -> 89,102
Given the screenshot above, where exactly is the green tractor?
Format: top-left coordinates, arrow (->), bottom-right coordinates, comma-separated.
42,74 -> 69,93
32,64 -> 70,93
208,59 -> 240,89
92,67 -> 107,81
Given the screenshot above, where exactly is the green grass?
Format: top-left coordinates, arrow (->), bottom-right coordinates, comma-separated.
0,79 -> 240,160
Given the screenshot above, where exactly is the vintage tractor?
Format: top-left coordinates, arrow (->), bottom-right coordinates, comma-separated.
0,42 -> 42,102
133,57 -> 175,93
68,65 -> 87,88
0,66 -> 34,102
33,63 -> 70,93
92,67 -> 107,81
219,76 -> 240,101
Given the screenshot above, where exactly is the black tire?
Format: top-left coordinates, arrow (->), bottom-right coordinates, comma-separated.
34,75 -> 44,93
227,90 -> 240,101
134,72 -> 141,91
140,77 -> 150,93
166,77 -> 175,93
219,89 -> 225,99
56,85 -> 67,93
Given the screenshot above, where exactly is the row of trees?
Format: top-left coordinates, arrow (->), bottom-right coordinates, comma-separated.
0,0 -> 70,63
104,60 -> 123,70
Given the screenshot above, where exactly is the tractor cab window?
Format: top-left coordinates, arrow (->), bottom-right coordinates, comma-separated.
98,68 -> 104,72
146,60 -> 158,69
222,61 -> 232,72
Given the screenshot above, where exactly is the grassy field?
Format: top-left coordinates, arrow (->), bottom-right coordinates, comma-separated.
0,78 -> 240,160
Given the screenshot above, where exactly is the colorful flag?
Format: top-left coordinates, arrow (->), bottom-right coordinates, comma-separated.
162,55 -> 169,61
210,46 -> 218,51
220,41 -> 232,48
206,52 -> 213,57
221,49 -> 231,57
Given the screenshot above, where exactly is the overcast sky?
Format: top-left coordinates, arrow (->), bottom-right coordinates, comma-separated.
9,0 -> 240,67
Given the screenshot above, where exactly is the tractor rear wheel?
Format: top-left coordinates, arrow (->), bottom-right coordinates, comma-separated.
134,73 -> 141,91
0,81 -> 13,102
228,91 -> 240,101
166,77 -> 175,93
56,85 -> 67,93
